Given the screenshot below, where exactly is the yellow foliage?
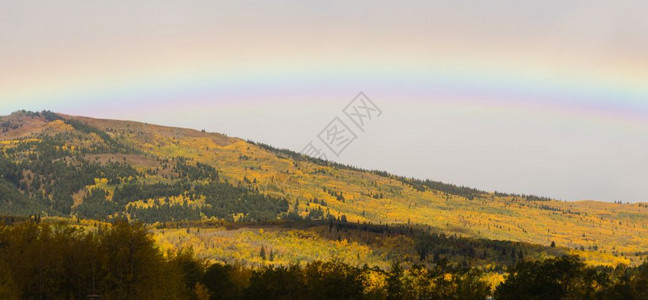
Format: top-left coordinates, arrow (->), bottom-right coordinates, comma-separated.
152,226 -> 394,269
6,118 -> 646,268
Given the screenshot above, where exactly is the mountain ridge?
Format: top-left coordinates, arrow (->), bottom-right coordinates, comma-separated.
1,110 -> 647,266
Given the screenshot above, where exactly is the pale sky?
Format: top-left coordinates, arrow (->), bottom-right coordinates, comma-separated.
1,1 -> 647,202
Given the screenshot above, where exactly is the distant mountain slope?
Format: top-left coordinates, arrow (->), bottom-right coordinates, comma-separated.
1,110 -> 647,266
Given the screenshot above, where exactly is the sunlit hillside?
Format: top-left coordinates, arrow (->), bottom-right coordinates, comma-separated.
1,110 -> 647,267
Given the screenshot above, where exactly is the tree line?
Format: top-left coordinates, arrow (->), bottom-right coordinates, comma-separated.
249,141 -> 551,202
1,220 -> 647,299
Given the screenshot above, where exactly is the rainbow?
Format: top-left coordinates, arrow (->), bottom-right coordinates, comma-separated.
2,55 -> 647,132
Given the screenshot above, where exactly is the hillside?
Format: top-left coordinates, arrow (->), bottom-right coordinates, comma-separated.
1,110 -> 647,266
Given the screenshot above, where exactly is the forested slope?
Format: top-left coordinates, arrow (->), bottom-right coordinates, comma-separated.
1,110 -> 647,266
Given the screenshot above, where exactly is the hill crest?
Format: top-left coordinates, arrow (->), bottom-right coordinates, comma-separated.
1,110 -> 647,266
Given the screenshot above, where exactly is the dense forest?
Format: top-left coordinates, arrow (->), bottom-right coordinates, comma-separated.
2,111 -> 647,264
2,111 -> 648,298
0,115 -> 289,221
0,220 -> 647,300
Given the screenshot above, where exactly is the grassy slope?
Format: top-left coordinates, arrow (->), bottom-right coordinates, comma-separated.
1,111 -> 647,266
